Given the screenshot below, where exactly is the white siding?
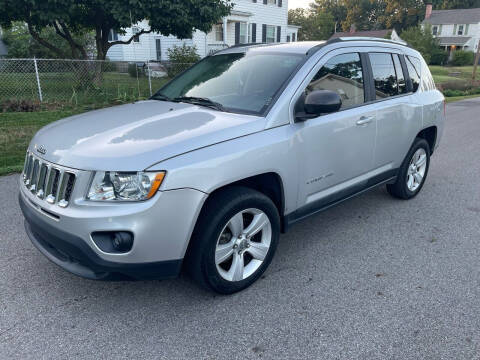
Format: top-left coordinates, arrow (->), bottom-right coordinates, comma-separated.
106,0 -> 290,61
233,0 -> 288,43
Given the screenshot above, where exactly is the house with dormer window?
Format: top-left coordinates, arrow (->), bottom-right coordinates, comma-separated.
423,1 -> 480,57
107,0 -> 299,62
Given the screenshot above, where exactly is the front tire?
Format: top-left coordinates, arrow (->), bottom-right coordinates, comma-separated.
387,138 -> 430,200
186,186 -> 280,294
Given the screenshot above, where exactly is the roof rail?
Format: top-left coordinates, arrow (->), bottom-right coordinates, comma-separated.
210,42 -> 271,56
326,36 -> 409,47
227,42 -> 268,49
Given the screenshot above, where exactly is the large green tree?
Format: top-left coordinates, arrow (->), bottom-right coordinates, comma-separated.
0,0 -> 233,60
342,0 -> 386,31
304,0 -> 480,36
288,8 -> 335,40
379,0 -> 426,31
310,0 -> 347,31
2,22 -> 94,59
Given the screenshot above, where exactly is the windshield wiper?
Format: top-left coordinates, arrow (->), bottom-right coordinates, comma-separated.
150,93 -> 172,102
173,96 -> 226,112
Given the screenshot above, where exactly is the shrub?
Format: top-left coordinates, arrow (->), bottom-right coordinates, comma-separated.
429,50 -> 449,66
1,99 -> 41,112
166,44 -> 201,77
451,50 -> 474,66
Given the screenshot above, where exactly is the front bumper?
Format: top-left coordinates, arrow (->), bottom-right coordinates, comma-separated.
19,180 -> 207,280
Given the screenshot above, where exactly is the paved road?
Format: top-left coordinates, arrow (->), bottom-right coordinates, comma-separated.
1,99 -> 480,360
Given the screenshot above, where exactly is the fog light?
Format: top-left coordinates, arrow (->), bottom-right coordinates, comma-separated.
112,232 -> 134,252
91,231 -> 134,253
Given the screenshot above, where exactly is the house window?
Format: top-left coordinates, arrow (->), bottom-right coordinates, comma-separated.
108,30 -> 118,42
432,26 -> 438,35
458,25 -> 464,35
266,25 -> 276,43
268,0 -> 276,4
132,27 -> 141,42
214,24 -> 224,42
240,23 -> 247,44
287,35 -> 291,42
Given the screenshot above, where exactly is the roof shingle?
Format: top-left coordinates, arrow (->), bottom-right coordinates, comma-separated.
424,8 -> 480,25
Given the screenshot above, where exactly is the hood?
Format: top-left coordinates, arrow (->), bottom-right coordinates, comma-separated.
30,100 -> 265,171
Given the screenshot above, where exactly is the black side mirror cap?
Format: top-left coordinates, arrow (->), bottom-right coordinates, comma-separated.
295,90 -> 342,122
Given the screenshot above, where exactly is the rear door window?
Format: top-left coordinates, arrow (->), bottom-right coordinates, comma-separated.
369,53 -> 398,99
406,56 -> 421,93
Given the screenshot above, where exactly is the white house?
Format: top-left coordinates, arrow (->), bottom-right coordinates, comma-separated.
106,0 -> 299,62
423,2 -> 480,56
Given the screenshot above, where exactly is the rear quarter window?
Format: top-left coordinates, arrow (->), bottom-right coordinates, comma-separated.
406,56 -> 421,93
420,58 -> 436,92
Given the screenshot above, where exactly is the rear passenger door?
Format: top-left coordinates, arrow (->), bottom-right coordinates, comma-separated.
368,51 -> 421,170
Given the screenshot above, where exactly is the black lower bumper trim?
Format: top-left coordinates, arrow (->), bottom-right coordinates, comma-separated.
19,193 -> 182,281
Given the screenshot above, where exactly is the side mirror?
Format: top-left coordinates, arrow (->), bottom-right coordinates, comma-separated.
295,90 -> 342,122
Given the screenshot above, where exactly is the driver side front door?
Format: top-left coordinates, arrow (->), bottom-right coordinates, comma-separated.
293,51 -> 378,213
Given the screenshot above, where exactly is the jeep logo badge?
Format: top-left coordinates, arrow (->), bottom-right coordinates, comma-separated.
36,145 -> 46,155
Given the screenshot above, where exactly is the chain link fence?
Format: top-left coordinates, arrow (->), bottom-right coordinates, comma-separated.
0,58 -> 194,175
0,58 -> 194,109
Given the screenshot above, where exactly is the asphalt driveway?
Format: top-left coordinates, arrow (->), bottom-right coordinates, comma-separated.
1,98 -> 480,359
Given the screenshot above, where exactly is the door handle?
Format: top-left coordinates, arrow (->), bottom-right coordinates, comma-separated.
356,116 -> 374,126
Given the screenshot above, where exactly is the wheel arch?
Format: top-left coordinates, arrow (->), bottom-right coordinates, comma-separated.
211,172 -> 286,228
193,172 -> 287,237
416,126 -> 437,155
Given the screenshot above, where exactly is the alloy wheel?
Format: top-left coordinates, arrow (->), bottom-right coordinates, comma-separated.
215,208 -> 272,282
406,148 -> 427,192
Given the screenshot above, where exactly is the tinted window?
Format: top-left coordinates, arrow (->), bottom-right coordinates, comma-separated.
306,53 -> 365,109
406,56 -> 421,93
369,53 -> 398,99
157,53 -> 302,114
393,54 -> 408,95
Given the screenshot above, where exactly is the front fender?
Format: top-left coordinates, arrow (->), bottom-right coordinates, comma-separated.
147,126 -> 300,216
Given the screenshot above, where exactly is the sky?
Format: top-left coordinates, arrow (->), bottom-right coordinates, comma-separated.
288,0 -> 311,9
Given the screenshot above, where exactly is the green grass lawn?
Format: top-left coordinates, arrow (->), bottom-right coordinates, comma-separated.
0,110 -> 81,175
430,65 -> 480,84
430,65 -> 480,102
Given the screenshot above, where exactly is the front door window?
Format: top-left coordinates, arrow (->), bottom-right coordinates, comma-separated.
306,53 -> 365,109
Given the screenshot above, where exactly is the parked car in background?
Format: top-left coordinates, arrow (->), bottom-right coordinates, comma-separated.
19,39 -> 445,294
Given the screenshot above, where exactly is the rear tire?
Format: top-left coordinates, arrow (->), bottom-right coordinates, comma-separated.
387,138 -> 430,200
186,186 -> 280,294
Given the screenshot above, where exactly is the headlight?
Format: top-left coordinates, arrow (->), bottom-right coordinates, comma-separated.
87,171 -> 165,201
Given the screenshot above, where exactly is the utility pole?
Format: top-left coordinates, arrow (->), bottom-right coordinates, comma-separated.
473,39 -> 480,81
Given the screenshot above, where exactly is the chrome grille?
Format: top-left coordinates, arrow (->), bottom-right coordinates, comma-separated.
22,152 -> 77,208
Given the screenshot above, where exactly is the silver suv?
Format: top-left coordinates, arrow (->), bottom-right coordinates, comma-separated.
19,39 -> 445,294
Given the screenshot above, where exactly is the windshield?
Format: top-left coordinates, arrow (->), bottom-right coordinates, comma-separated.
155,52 -> 303,114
